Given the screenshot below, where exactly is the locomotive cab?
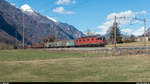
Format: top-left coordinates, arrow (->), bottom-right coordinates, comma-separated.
97,37 -> 107,44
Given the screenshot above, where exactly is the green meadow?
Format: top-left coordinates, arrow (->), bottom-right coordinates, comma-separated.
0,49 -> 150,82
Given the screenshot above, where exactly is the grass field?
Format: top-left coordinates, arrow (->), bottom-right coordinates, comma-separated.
0,49 -> 150,82
106,41 -> 150,47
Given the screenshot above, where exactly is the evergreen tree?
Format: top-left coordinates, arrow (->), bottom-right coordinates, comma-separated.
109,22 -> 122,44
130,35 -> 136,42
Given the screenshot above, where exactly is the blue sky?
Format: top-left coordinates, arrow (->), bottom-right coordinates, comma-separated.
6,0 -> 150,36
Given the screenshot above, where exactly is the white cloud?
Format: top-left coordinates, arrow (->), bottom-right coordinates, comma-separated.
72,0 -> 76,4
136,10 -> 147,15
56,0 -> 76,5
107,10 -> 135,20
132,27 -> 144,36
121,28 -> 132,34
97,20 -> 114,35
97,10 -> 147,35
56,0 -> 70,5
52,6 -> 74,14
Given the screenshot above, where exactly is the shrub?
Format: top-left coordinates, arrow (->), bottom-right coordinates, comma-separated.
13,45 -> 18,49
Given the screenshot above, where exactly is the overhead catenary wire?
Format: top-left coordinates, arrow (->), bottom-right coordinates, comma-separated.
113,16 -> 133,48
130,16 -> 150,46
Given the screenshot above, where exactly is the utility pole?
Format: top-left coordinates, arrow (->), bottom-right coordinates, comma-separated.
55,30 -> 58,41
134,17 -> 147,46
144,18 -> 146,46
114,16 -> 117,48
16,27 -> 18,47
22,12 -> 25,49
113,16 -> 128,48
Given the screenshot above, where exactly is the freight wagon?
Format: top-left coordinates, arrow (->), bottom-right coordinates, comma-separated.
45,40 -> 75,48
44,35 -> 107,48
30,43 -> 45,48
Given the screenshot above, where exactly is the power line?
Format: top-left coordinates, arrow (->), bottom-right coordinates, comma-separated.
113,16 -> 131,48
131,16 -> 147,46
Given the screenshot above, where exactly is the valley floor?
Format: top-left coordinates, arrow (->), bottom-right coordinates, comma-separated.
0,49 -> 150,82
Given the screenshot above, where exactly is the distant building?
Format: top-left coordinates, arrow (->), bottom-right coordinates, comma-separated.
122,36 -> 131,42
135,36 -> 149,42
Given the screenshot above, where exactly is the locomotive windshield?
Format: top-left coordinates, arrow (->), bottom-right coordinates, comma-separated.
98,37 -> 106,41
98,37 -> 103,40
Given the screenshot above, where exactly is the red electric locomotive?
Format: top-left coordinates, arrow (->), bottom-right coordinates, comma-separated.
75,35 -> 107,47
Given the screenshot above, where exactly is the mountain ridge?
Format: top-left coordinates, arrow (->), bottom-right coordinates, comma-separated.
0,0 -> 84,45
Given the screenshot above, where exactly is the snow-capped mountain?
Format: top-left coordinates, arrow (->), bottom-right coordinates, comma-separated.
20,4 -> 58,24
146,27 -> 150,36
20,4 -> 34,13
46,16 -> 57,23
0,0 -> 84,44
20,4 -> 57,23
20,4 -> 38,17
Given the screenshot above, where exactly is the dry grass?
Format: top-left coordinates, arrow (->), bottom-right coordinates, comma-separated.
106,41 -> 150,47
0,43 -> 13,49
0,50 -> 150,82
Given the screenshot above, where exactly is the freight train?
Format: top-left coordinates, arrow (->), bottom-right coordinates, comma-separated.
30,35 -> 107,48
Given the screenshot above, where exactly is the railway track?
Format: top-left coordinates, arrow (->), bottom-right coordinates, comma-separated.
46,46 -> 150,51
